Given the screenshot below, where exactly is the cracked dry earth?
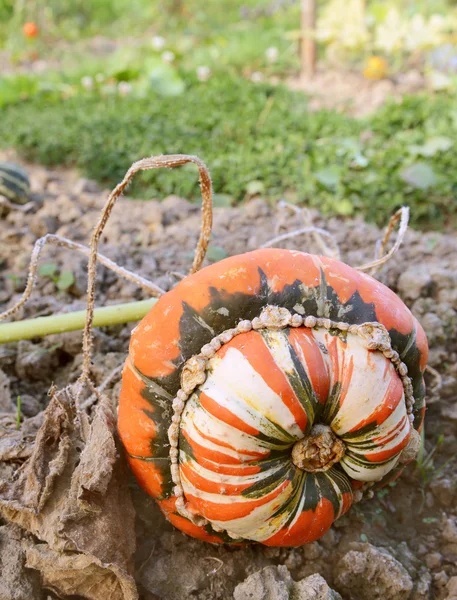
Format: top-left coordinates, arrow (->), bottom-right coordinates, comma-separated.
0,155 -> 456,600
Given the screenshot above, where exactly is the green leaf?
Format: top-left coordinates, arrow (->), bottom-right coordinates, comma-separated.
206,246 -> 227,262
38,263 -> 58,277
212,194 -> 233,207
245,180 -> 265,196
360,533 -> 369,543
426,237 -> 438,251
105,48 -> 154,82
56,270 -> 75,291
408,136 -> 453,157
314,166 -> 341,190
351,153 -> 369,169
422,517 -> 439,524
400,163 -> 437,190
0,75 -> 39,108
149,65 -> 185,97
369,2 -> 390,22
335,199 -> 354,216
363,171 -> 379,184
338,137 -> 361,154
110,68 -> 140,83
425,136 -> 453,154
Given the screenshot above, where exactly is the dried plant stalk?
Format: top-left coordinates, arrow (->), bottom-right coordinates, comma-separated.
356,207 -> 409,275
270,201 -> 341,259
261,225 -> 340,254
80,154 -> 213,383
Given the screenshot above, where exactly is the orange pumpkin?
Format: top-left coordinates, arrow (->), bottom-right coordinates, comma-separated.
118,249 -> 427,545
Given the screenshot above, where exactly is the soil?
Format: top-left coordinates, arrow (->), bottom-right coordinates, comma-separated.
287,68 -> 427,116
0,152 -> 456,600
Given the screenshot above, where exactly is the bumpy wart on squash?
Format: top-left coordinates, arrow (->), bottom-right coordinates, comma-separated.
118,248 -> 427,546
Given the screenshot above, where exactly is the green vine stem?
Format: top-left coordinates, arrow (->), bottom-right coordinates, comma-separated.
0,299 -> 157,344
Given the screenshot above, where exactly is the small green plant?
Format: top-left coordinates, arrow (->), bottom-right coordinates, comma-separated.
16,395 -> 21,430
422,516 -> 440,524
353,501 -> 387,527
206,246 -> 228,262
38,263 -> 75,291
5,272 -> 21,287
415,431 -> 456,488
376,488 -> 390,499
415,431 -> 443,485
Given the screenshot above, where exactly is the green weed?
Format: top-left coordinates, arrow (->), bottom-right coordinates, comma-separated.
16,395 -> 21,430
38,263 -> 75,291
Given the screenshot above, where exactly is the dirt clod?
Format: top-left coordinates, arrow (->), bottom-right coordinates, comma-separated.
397,265 -> 434,301
334,544 -> 413,600
446,576 -> 457,598
19,393 -> 43,418
15,340 -> 60,382
0,369 -> 13,413
293,574 -> 342,599
234,565 -> 293,600
442,518 -> 457,544
0,524 -> 44,600
425,552 -> 442,570
233,566 -> 341,600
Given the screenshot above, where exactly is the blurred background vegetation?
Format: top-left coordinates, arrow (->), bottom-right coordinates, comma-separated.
0,0 -> 456,228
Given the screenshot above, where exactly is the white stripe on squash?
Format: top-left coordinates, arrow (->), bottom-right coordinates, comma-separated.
185,393 -> 290,453
201,348 -> 303,439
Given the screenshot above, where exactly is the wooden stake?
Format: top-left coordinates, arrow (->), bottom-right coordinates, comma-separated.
301,0 -> 317,79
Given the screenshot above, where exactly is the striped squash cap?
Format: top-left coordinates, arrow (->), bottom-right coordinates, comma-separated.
0,162 -> 31,205
118,249 -> 427,546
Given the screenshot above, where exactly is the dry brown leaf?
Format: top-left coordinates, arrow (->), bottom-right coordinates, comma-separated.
0,412 -> 43,462
0,384 -> 138,600
72,396 -> 118,509
0,388 -> 74,514
26,543 -> 137,600
0,368 -> 13,413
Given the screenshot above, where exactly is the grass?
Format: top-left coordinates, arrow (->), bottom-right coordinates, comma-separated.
1,69 -> 457,228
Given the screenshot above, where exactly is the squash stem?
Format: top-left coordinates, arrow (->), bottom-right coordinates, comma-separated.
0,299 -> 157,344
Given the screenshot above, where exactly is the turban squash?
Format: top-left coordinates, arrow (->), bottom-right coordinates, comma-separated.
0,161 -> 31,205
118,248 -> 427,546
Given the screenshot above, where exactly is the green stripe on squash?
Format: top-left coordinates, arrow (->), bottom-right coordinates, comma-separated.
0,162 -> 31,205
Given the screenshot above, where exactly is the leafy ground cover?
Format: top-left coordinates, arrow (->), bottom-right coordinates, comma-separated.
0,0 -> 456,228
1,72 -> 456,228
